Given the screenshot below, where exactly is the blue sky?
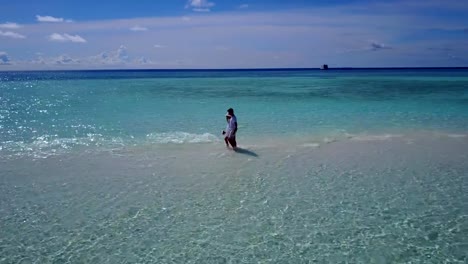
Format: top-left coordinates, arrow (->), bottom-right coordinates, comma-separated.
1,0 -> 467,69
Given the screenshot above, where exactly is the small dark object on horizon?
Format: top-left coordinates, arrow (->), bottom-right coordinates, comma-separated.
321,64 -> 329,70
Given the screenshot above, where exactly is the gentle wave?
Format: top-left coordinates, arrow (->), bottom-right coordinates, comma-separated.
444,133 -> 467,138
346,132 -> 468,142
300,133 -> 404,147
349,134 -> 403,141
0,132 -> 221,159
0,134 -> 125,159
2,131 -> 467,159
146,132 -> 220,144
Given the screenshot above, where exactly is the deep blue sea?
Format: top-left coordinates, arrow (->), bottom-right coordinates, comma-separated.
1,69 -> 468,263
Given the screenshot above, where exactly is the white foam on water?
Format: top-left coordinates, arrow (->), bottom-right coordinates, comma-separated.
1,132 -> 222,159
323,137 -> 338,144
302,143 -> 321,148
146,132 -> 220,144
0,134 -> 126,159
349,133 -> 403,141
445,133 -> 467,138
2,130 -> 467,160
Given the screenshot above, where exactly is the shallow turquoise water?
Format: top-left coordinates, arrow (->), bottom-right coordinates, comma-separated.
1,69 -> 468,157
1,69 -> 468,263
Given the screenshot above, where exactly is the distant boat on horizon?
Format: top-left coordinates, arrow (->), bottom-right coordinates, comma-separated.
321,64 -> 329,70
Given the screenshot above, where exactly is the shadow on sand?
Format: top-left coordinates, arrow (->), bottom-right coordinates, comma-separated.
234,147 -> 259,157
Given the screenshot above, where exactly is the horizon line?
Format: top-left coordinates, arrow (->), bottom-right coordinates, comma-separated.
2,66 -> 468,73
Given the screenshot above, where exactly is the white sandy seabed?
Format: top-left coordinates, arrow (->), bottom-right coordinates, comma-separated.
0,131 -> 467,263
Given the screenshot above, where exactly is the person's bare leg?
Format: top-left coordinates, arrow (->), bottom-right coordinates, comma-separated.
228,137 -> 237,149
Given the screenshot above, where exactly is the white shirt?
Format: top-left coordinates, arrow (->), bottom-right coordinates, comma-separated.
226,115 -> 237,136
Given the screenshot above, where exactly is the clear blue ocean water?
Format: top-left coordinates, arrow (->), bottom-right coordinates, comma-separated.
1,69 -> 468,263
1,69 -> 468,156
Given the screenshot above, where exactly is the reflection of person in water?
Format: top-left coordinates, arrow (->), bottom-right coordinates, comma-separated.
222,108 -> 238,149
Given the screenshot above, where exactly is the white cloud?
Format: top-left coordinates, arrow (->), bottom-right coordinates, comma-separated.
130,26 -> 148,31
239,4 -> 249,9
135,57 -> 153,65
36,15 -> 72,23
31,58 -> 46,65
91,45 -> 130,65
193,8 -> 210,12
154,44 -> 165,48
31,55 -> 46,65
2,1 -> 467,70
0,22 -> 22,29
186,0 -> 215,12
0,30 -> 26,39
54,55 -> 79,65
0,51 -> 11,64
24,46 -> 135,67
117,45 -> 129,61
48,33 -> 87,43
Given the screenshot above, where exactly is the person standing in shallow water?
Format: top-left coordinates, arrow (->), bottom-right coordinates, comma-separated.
222,108 -> 238,149
223,115 -> 231,147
